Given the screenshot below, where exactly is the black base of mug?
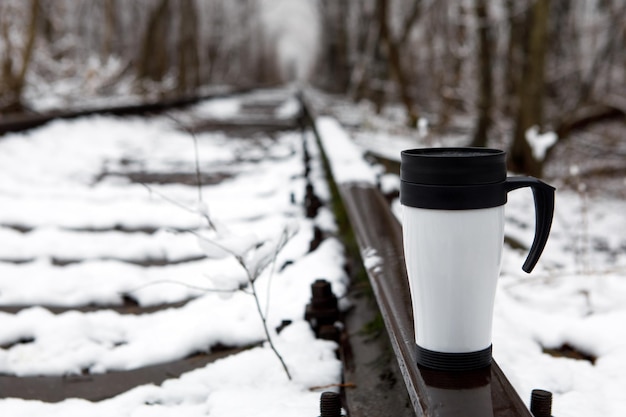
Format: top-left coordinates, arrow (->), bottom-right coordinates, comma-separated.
416,344 -> 492,371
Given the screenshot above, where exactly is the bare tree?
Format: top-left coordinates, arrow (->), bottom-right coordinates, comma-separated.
434,3 -> 467,131
136,0 -> 171,89
377,0 -> 420,126
347,1 -> 379,101
177,0 -> 200,94
101,0 -> 117,62
470,0 -> 493,147
509,0 -> 551,177
502,0 -> 526,116
547,1 -> 626,143
0,0 -> 40,113
317,0 -> 351,93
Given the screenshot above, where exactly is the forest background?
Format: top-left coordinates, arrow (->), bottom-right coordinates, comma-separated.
1,0 -> 625,179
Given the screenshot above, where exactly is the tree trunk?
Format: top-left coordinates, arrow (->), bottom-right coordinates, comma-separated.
177,0 -> 200,94
438,3 -> 465,131
470,0 -> 493,147
348,2 -> 379,103
503,0 -> 524,115
0,0 -> 39,113
508,0 -> 551,177
576,4 -> 624,107
136,0 -> 170,85
398,0 -> 422,46
322,0 -> 350,92
101,0 -> 116,62
377,0 -> 420,127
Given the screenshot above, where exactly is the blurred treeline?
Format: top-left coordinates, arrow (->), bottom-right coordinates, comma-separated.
1,0 -> 625,176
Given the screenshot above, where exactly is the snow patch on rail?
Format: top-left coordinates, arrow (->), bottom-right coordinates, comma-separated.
362,247 -> 383,274
315,117 -> 377,185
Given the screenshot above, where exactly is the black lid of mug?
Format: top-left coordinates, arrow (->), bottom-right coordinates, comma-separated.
401,147 -> 506,185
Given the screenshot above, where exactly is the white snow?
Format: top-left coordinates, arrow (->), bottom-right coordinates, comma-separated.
417,117 -> 429,138
379,172 -> 400,196
0,322 -> 341,417
526,125 -> 558,161
191,98 -> 242,119
315,117 -> 378,185
0,93 -> 347,415
361,248 -> 383,274
2,91 -> 625,416
275,96 -> 301,119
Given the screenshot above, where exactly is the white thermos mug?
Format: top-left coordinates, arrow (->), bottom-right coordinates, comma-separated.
400,148 -> 555,370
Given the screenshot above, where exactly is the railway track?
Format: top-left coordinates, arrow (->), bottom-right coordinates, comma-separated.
0,88 -> 547,416
0,88 -> 306,403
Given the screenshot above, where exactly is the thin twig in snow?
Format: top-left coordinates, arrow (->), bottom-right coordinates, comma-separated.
235,253 -> 293,381
162,113 -> 217,231
140,116 -> 293,381
124,279 -> 250,296
141,183 -> 215,231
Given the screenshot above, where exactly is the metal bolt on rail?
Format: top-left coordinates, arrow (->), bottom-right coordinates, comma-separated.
305,279 -> 340,337
318,324 -> 340,343
304,182 -> 323,218
530,389 -> 553,417
319,391 -> 342,417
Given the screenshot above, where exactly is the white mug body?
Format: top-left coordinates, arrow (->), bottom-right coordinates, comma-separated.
401,205 -> 504,353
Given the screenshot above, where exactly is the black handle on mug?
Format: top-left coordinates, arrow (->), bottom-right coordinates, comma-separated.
505,177 -> 556,273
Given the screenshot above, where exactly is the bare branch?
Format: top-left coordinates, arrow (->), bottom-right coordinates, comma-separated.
123,279 -> 250,296
162,113 -> 217,231
141,182 -> 206,221
397,0 -> 422,46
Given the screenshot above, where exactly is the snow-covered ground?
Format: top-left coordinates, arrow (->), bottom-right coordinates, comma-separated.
0,93 -> 346,416
1,90 -> 625,416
